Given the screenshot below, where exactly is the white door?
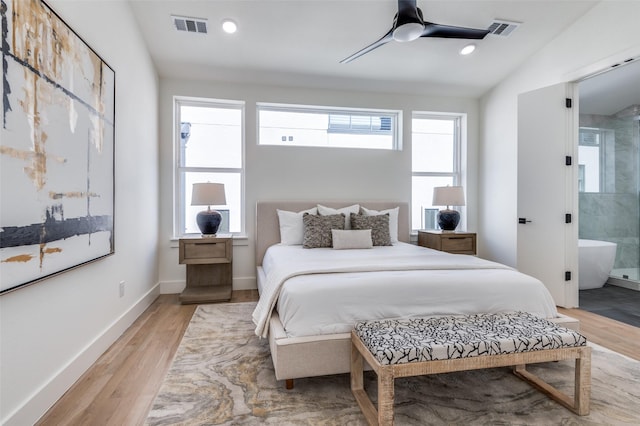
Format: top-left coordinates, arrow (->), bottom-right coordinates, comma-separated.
517,83 -> 579,308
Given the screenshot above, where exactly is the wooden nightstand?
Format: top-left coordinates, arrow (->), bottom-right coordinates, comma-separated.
418,230 -> 477,255
178,235 -> 232,304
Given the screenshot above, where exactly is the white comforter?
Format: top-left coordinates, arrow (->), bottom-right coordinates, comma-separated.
252,242 -> 558,338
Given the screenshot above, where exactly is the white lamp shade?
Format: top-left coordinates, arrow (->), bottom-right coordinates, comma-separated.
432,186 -> 465,207
191,183 -> 226,206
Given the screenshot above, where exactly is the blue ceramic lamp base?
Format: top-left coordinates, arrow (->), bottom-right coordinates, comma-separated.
196,209 -> 222,235
437,209 -> 460,231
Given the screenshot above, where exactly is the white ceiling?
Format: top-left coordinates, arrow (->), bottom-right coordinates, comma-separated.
128,0 -> 602,98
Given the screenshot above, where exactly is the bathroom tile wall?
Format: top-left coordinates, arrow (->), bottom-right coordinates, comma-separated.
579,112 -> 640,269
579,192 -> 638,268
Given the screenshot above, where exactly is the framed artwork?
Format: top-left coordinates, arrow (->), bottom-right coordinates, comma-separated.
0,0 -> 115,293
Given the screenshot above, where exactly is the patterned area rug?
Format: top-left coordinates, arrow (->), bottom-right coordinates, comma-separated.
146,302 -> 640,425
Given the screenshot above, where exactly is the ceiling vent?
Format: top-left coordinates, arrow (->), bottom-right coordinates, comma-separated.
487,19 -> 520,37
172,15 -> 208,34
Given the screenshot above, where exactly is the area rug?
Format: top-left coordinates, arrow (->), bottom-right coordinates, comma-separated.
146,302 -> 640,425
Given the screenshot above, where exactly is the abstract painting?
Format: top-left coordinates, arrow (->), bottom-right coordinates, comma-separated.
0,0 -> 115,293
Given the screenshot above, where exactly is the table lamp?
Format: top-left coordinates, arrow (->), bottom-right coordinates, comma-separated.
432,186 -> 465,231
191,182 -> 226,236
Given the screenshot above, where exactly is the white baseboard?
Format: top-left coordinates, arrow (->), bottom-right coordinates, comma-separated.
4,284 -> 161,426
159,279 -> 185,294
159,277 -> 256,294
233,276 -> 257,290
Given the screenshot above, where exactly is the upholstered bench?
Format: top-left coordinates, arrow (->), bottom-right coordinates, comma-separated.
350,312 -> 591,426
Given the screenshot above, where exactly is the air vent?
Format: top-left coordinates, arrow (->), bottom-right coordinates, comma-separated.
487,19 -> 520,37
172,15 -> 208,34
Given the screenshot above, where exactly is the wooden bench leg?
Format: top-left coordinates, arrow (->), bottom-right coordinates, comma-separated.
377,369 -> 395,426
351,339 -> 364,393
574,347 -> 591,415
513,347 -> 591,416
351,340 -> 381,426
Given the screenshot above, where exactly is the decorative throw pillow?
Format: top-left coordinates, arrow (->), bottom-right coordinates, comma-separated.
302,213 -> 345,248
317,204 -> 360,230
350,213 -> 392,246
277,207 -> 318,245
331,229 -> 373,250
360,206 -> 400,243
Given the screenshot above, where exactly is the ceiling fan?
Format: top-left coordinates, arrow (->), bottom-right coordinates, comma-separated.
340,0 -> 490,64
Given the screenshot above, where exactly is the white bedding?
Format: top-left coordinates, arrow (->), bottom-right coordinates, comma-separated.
253,242 -> 558,338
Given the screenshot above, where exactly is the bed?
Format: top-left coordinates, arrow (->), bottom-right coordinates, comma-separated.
254,200 -> 578,385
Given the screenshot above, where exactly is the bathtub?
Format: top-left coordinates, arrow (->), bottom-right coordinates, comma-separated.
578,239 -> 617,290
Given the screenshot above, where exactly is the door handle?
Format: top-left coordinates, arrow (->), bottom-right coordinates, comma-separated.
518,218 -> 532,224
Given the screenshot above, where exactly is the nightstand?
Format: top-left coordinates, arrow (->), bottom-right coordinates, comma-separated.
178,235 -> 232,304
417,230 -> 476,255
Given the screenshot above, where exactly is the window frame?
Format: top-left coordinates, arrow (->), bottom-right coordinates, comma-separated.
173,96 -> 245,238
411,112 -> 463,231
578,126 -> 612,193
256,102 -> 402,150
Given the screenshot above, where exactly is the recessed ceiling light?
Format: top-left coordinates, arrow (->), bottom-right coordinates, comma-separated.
222,19 -> 237,34
460,44 -> 476,55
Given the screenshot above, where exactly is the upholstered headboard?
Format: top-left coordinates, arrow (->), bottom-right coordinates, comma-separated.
255,200 -> 410,266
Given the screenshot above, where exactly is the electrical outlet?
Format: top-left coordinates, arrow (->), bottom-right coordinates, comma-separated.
119,281 -> 125,298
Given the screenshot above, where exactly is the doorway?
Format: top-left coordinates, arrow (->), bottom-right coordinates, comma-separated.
578,59 -> 640,293
577,58 -> 640,328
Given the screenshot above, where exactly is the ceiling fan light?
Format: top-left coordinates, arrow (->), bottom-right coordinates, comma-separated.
460,43 -> 476,55
393,23 -> 424,42
221,19 -> 237,34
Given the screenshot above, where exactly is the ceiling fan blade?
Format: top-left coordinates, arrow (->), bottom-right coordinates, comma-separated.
340,29 -> 393,64
397,0 -> 419,22
421,22 -> 489,39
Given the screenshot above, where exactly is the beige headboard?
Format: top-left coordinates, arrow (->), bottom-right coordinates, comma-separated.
255,200 -> 410,266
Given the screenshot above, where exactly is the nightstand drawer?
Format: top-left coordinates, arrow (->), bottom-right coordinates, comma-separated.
184,241 -> 227,259
179,238 -> 232,264
417,230 -> 477,255
441,236 -> 474,253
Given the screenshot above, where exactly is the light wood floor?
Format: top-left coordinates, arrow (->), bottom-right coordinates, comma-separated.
37,292 -> 639,426
557,306 -> 640,360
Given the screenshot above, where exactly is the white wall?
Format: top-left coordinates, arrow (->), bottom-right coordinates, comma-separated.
158,78 -> 480,291
0,2 -> 160,425
479,1 -> 640,266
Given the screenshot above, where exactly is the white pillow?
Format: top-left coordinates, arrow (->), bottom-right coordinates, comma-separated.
331,229 -> 373,250
360,206 -> 399,243
317,204 -> 360,229
277,207 -> 318,245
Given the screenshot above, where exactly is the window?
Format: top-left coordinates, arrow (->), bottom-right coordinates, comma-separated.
174,97 -> 244,236
411,114 -> 462,230
257,103 -> 400,150
578,127 -> 614,193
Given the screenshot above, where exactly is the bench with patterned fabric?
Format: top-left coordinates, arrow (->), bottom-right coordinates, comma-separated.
350,312 -> 591,426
